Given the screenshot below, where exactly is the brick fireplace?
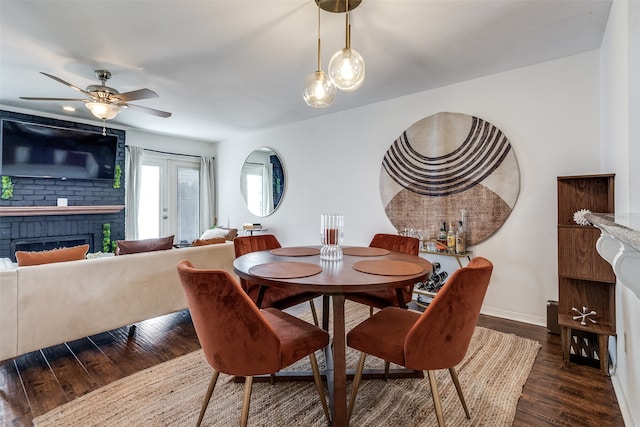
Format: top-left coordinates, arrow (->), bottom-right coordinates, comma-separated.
12,234 -> 93,255
0,110 -> 126,261
1,209 -> 125,261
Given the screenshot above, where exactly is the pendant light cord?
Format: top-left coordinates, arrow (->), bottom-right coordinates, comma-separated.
317,4 -> 322,71
345,0 -> 351,49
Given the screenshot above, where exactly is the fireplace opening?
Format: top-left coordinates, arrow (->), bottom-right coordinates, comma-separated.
10,234 -> 93,262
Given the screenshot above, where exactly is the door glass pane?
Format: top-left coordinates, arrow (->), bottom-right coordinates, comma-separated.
176,167 -> 200,244
139,164 -> 160,239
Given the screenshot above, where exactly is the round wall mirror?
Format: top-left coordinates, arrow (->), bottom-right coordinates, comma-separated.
240,147 -> 286,217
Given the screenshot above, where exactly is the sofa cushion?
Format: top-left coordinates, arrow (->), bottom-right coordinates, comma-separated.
116,235 -> 174,255
15,244 -> 90,266
191,237 -> 226,246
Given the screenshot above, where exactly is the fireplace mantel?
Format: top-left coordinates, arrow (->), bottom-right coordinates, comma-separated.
586,212 -> 640,300
0,205 -> 125,217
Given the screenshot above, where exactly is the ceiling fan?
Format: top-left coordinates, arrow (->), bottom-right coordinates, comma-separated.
20,69 -> 172,122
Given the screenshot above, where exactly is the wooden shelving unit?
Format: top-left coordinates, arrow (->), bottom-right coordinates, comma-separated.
557,174 -> 615,375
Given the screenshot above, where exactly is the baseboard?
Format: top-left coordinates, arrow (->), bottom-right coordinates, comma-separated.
611,372 -> 636,426
480,306 -> 546,327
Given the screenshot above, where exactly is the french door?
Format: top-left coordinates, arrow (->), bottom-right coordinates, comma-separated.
138,155 -> 200,244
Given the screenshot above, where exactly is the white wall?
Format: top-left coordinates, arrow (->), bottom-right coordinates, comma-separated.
601,1 -> 639,425
217,51 -> 602,327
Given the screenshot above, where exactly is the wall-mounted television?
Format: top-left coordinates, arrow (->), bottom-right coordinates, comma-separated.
0,119 -> 118,180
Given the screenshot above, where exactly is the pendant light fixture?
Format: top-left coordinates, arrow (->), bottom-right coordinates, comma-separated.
303,2 -> 336,108
328,0 -> 365,92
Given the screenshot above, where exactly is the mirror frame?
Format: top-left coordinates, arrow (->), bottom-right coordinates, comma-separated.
240,147 -> 286,217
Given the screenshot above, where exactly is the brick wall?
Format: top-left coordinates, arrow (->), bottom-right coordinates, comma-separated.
0,110 -> 126,260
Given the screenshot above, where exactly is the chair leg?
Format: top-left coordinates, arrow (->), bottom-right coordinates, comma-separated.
383,360 -> 390,381
240,376 -> 253,427
369,306 -> 374,317
309,351 -> 331,425
309,299 -> 319,326
196,370 -> 220,427
449,367 -> 470,419
427,370 -> 445,427
347,352 -> 367,421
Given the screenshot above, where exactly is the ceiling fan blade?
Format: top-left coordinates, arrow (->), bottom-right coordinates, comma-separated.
40,72 -> 91,96
20,97 -> 88,102
125,103 -> 172,118
113,88 -> 158,102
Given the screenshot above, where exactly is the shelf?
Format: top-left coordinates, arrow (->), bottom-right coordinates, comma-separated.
0,205 -> 125,217
414,288 -> 437,298
419,249 -> 471,258
557,174 -> 616,375
558,314 -> 615,336
414,290 -> 435,309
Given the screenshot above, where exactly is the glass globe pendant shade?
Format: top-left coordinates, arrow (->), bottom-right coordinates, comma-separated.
303,70 -> 336,108
328,47 -> 365,92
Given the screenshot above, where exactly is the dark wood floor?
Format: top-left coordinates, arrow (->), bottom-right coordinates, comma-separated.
0,304 -> 625,426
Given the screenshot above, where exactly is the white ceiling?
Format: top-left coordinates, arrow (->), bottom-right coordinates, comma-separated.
0,0 -> 612,143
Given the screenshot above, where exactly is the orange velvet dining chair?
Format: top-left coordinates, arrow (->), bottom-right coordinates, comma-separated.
346,257 -> 494,426
234,234 -> 320,325
345,233 -> 421,313
176,261 -> 331,427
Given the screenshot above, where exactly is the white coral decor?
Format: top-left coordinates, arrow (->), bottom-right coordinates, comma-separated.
573,209 -> 592,226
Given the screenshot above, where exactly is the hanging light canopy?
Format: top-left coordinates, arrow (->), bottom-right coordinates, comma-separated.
303,1 -> 336,108
327,0 -> 365,92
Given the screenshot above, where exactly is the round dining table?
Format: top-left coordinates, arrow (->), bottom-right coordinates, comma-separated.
233,246 -> 432,427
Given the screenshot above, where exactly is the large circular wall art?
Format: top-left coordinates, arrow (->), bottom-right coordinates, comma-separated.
380,112 -> 520,246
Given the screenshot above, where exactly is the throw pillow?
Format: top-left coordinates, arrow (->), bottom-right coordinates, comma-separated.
15,244 -> 90,266
221,227 -> 238,240
191,237 -> 226,246
200,228 -> 228,240
116,235 -> 175,255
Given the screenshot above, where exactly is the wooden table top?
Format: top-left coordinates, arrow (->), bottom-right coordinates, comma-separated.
233,246 -> 432,294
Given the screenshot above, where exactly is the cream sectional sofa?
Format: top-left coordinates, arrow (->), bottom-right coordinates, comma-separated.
0,241 -> 236,362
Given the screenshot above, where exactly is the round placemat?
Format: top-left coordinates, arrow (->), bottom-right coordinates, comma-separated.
353,260 -> 424,276
270,247 -> 320,256
342,247 -> 391,257
249,262 -> 322,279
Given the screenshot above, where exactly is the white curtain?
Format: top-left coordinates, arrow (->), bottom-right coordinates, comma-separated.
200,156 -> 216,233
125,145 -> 143,239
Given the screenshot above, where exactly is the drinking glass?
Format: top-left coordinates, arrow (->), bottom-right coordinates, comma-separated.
320,213 -> 343,261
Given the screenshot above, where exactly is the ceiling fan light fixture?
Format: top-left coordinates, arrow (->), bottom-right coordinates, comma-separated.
86,102 -> 121,120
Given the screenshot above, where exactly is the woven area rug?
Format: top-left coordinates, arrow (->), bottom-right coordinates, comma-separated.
34,302 -> 540,426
